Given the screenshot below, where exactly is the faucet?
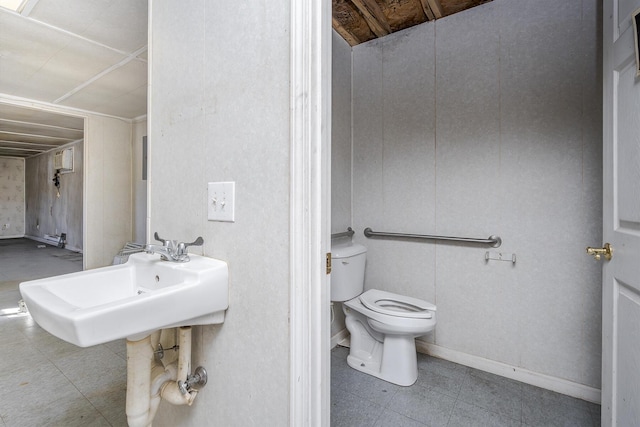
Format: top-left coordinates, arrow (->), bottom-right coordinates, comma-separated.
144,232 -> 204,262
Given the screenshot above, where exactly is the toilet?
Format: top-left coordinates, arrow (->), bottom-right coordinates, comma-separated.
332,242 -> 436,386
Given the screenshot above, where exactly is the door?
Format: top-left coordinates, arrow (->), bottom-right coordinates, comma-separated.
601,1 -> 640,425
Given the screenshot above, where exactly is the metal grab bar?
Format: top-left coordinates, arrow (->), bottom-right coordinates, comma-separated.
364,227 -> 502,248
331,227 -> 355,239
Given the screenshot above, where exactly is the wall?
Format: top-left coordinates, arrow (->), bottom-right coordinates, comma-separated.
84,114 -> 133,269
350,0 -> 602,391
25,141 -> 83,251
149,1 -> 290,425
332,31 -> 352,234
331,30 -> 353,337
132,119 -> 147,244
0,158 -> 25,238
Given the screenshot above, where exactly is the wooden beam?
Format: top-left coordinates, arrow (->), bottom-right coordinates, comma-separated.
418,0 -> 435,20
332,16 -> 361,46
427,0 -> 444,18
350,0 -> 391,37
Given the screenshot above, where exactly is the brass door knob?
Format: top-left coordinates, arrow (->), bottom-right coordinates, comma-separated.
586,243 -> 613,261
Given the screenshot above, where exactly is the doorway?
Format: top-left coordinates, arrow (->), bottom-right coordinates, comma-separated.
0,103 -> 85,268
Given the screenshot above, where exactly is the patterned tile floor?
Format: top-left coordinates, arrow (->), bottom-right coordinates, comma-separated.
331,345 -> 601,427
0,238 -> 127,426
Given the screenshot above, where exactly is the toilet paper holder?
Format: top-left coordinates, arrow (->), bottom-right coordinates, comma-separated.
485,251 -> 516,264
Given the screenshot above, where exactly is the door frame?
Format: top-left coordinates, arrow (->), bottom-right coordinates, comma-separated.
289,0 -> 332,426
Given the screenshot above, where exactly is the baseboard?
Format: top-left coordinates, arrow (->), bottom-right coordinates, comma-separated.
415,340 -> 601,404
331,328 -> 350,349
0,234 -> 25,239
24,235 -> 83,253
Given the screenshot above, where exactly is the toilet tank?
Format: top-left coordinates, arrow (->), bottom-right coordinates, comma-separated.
331,242 -> 367,302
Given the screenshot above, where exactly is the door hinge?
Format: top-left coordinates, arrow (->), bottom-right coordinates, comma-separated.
326,252 -> 332,275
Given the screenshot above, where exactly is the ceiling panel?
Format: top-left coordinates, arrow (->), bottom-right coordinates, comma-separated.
0,11 -> 73,82
90,85 -> 148,119
0,121 -> 83,139
84,58 -> 147,95
3,43 -> 127,102
0,131 -> 75,146
0,1 -> 147,126
28,0 -> 148,53
36,38 -> 127,93
0,103 -> 83,158
59,59 -> 147,117
0,147 -> 40,157
0,104 -> 84,129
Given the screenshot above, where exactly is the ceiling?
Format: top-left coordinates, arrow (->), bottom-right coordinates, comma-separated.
0,103 -> 83,157
332,0 -> 492,46
0,0 -> 490,159
0,0 -> 147,158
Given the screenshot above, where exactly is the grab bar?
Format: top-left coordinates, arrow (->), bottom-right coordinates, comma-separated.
331,227 -> 355,239
364,227 -> 501,248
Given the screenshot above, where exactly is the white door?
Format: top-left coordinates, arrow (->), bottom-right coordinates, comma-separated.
601,1 -> 640,425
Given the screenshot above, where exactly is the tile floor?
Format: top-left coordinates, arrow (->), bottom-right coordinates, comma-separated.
0,238 -> 127,426
1,238 -> 602,426
331,345 -> 601,427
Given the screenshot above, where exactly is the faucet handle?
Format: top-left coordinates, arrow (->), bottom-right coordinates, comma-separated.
154,232 -> 167,245
176,237 -> 204,258
184,237 -> 204,248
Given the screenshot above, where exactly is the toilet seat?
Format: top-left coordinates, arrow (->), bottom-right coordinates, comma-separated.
359,289 -> 436,319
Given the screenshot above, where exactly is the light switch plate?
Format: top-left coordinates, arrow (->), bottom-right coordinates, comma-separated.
207,182 -> 235,222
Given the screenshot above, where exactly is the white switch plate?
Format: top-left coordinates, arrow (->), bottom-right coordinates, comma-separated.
208,182 -> 235,222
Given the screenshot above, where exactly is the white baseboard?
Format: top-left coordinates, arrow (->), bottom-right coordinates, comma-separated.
331,328 -> 350,349
24,235 -> 83,253
0,234 -> 25,239
415,340 -> 601,404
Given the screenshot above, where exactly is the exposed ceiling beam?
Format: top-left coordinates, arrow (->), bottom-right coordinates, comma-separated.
426,0 -> 444,18
350,0 -> 391,37
418,0 -> 435,20
332,16 -> 361,46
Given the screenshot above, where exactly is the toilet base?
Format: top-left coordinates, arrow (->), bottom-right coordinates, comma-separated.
345,314 -> 419,386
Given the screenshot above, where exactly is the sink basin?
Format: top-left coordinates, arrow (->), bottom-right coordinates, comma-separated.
19,252 -> 229,347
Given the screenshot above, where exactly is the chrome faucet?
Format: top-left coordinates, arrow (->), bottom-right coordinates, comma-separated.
144,232 -> 204,262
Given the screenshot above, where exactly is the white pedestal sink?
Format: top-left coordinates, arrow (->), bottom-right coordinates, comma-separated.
19,252 -> 229,347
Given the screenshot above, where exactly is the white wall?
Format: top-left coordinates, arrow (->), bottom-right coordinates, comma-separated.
348,0 -> 602,390
84,114 -> 133,269
332,31 -> 353,235
149,1 -> 291,425
25,140 -> 83,251
0,158 -> 25,238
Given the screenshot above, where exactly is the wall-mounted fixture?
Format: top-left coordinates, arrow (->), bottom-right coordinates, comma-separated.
53,147 -> 74,173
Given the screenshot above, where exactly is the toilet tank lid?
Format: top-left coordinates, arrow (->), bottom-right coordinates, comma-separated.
332,242 -> 367,259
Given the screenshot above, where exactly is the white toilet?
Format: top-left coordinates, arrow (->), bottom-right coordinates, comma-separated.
332,242 -> 437,386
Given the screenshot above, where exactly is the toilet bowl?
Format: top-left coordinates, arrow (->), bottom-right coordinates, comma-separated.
331,242 -> 437,386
